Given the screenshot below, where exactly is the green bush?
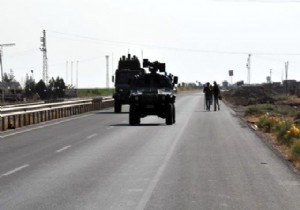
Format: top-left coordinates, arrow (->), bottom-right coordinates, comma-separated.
292,140 -> 300,158
276,121 -> 293,146
257,114 -> 282,133
245,107 -> 263,116
77,88 -> 114,97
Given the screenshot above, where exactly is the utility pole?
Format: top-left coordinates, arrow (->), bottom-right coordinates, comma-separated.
111,53 -> 114,83
76,60 -> 79,88
40,30 -> 49,84
270,69 -> 272,83
106,55 -> 109,88
0,43 -> 16,102
246,54 -> 251,85
71,61 -> 73,86
285,61 -> 289,96
66,61 -> 68,86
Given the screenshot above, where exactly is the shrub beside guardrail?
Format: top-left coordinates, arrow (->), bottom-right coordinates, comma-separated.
0,97 -> 114,131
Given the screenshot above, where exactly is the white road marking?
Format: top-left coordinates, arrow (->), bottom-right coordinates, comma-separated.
86,134 -> 97,139
56,145 -> 71,153
0,114 -> 93,139
1,164 -> 30,177
135,107 -> 192,210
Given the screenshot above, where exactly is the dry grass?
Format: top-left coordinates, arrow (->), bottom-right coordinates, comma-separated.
286,96 -> 300,103
226,90 -> 300,171
243,115 -> 300,172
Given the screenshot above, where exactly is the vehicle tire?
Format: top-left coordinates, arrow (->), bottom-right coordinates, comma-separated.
129,105 -> 140,125
114,101 -> 122,113
166,103 -> 173,125
172,104 -> 176,124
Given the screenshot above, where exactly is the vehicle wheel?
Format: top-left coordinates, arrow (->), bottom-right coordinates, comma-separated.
114,101 -> 122,113
166,103 -> 173,125
172,104 -> 176,124
129,105 -> 140,125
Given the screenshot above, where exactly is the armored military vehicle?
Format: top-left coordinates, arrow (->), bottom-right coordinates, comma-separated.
113,54 -> 145,113
129,58 -> 178,125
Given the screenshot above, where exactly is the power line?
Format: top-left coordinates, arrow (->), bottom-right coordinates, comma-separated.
215,0 -> 300,2
47,30 -> 300,56
6,49 -> 39,58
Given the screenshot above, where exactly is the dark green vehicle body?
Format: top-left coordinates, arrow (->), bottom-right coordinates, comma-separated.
113,54 -> 145,113
129,59 -> 178,125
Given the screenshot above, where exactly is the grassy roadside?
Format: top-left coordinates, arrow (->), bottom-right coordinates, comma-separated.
77,88 -> 114,97
224,95 -> 300,171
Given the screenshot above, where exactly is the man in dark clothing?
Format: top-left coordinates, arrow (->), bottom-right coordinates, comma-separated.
203,82 -> 212,111
212,81 -> 220,111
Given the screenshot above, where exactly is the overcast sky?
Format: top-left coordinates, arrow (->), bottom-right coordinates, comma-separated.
1,0 -> 300,88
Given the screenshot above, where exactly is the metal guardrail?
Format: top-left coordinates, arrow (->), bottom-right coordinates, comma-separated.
0,97 -> 114,131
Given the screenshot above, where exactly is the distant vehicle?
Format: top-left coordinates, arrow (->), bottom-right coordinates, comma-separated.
129,58 -> 178,125
112,54 -> 145,113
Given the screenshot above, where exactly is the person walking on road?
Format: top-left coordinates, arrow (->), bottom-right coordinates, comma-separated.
203,82 -> 212,111
212,81 -> 220,111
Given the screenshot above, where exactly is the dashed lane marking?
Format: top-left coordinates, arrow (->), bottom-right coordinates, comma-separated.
0,164 -> 30,178
86,134 -> 98,139
56,145 -> 72,153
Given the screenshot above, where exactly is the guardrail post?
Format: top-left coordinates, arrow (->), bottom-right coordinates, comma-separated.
39,111 -> 42,122
2,117 -> 5,131
13,115 -> 16,128
33,113 -> 35,124
18,115 -> 21,127
23,114 -> 26,126
48,110 -> 50,121
8,116 -> 11,128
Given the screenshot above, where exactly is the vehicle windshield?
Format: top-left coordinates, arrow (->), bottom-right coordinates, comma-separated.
132,76 -> 172,89
116,71 -> 141,85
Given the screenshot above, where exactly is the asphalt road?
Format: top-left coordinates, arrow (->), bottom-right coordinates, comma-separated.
1,92 -> 300,210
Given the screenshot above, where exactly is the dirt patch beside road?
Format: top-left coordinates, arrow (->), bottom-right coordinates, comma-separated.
222,87 -> 300,172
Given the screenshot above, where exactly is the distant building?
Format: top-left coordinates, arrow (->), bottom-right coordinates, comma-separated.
236,80 -> 244,87
222,81 -> 229,89
296,82 -> 300,97
283,80 -> 298,95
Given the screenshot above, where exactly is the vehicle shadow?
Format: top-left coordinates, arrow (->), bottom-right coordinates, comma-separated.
110,123 -> 162,127
96,112 -> 129,114
194,110 -> 212,112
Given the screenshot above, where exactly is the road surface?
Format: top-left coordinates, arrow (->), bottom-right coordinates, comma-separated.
1,92 -> 300,210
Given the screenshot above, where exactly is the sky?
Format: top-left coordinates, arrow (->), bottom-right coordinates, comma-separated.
1,0 -> 300,88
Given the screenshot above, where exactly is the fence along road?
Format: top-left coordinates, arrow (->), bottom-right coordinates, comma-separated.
0,97 -> 114,131
0,92 -> 300,210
